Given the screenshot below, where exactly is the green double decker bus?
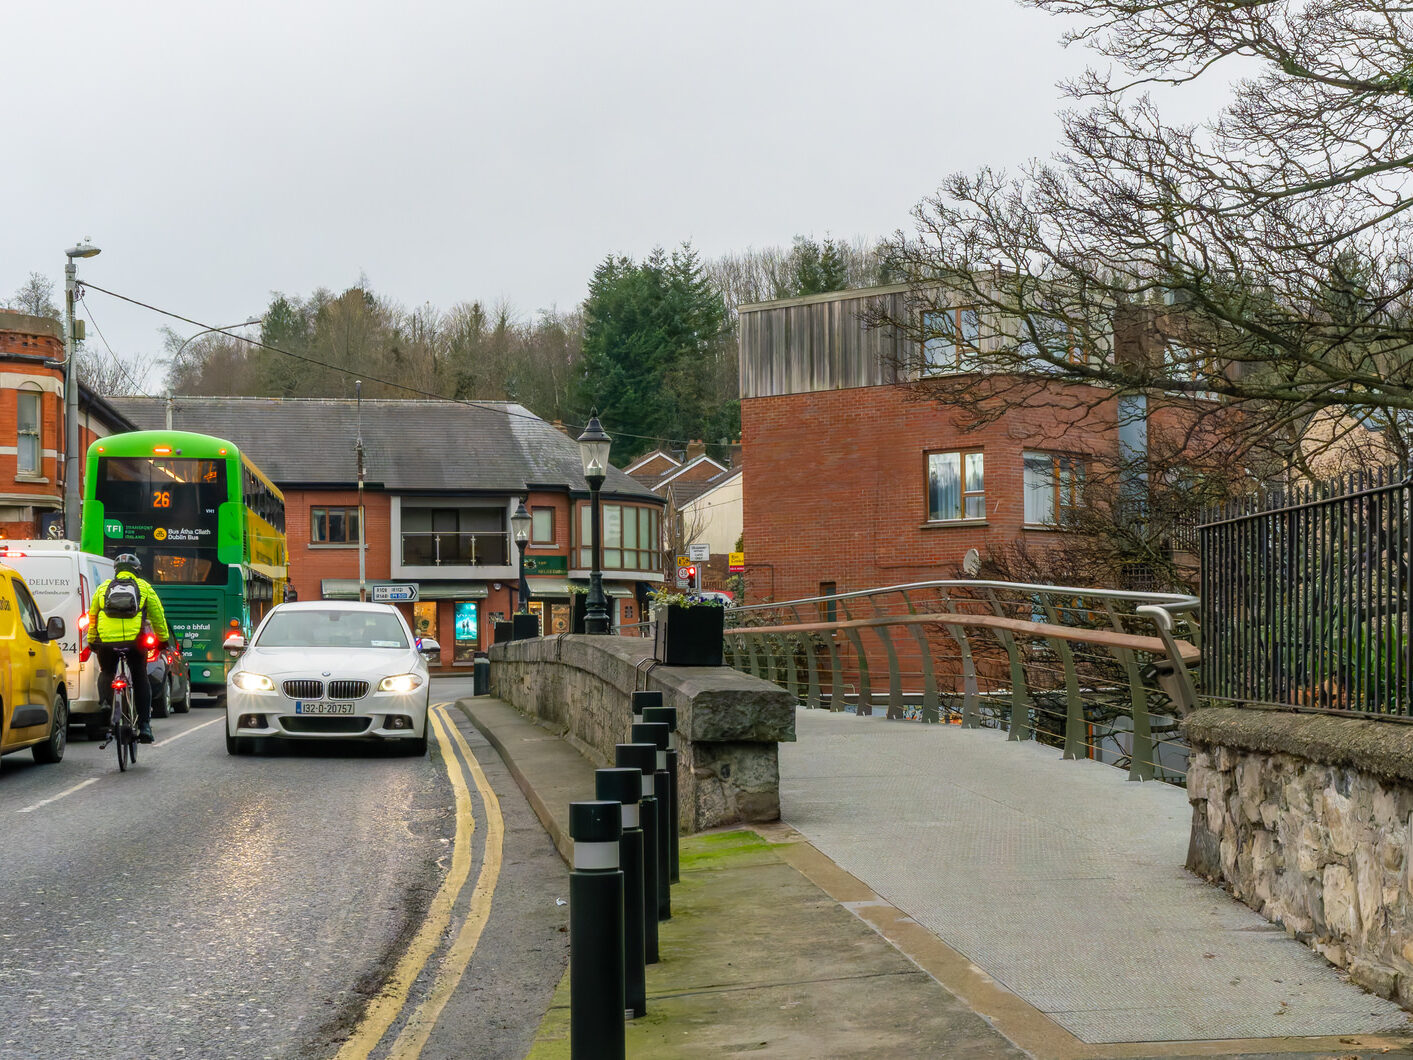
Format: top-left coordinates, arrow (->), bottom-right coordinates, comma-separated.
80,430 -> 289,702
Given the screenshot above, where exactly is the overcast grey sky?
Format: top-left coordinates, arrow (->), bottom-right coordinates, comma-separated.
4,1 -> 1234,391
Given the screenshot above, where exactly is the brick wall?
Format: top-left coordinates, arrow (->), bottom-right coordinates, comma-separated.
741,381 -> 1121,604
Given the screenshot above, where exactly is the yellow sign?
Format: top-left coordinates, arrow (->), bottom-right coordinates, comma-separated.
154,527 -> 167,541
728,551 -> 745,572
675,555 -> 689,568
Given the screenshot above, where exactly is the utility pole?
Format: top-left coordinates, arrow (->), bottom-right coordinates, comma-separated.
62,242 -> 100,540
356,381 -> 366,603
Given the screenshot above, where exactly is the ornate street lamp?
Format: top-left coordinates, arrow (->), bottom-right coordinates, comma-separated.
511,498 -> 531,615
577,412 -> 612,634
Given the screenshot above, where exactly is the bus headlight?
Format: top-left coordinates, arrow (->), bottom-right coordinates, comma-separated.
379,674 -> 424,694
231,671 -> 275,692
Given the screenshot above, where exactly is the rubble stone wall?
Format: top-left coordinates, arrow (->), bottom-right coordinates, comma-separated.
1185,707 -> 1413,1004
489,634 -> 796,831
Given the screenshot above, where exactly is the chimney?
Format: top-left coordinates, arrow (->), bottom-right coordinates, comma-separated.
686,439 -> 706,460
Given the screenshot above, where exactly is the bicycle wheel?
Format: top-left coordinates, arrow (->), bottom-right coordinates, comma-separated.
113,692 -> 128,772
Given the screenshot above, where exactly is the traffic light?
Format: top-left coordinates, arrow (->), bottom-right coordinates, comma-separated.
685,564 -> 699,591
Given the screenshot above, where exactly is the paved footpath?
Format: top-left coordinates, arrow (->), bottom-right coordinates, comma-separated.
460,697 -> 1413,1059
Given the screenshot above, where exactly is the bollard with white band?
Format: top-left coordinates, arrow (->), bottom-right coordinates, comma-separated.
640,705 -> 680,883
631,721 -> 673,921
569,800 -> 625,1059
596,767 -> 647,1020
630,689 -> 663,724
615,742 -> 662,962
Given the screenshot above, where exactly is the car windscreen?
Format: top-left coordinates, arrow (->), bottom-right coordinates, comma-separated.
254,609 -> 410,650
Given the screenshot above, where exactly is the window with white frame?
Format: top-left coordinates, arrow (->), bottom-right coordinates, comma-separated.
1023,452 -> 1085,526
922,307 -> 981,374
926,451 -> 985,521
17,389 -> 41,475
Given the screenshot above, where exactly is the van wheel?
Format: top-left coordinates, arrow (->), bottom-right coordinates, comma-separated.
34,695 -> 68,764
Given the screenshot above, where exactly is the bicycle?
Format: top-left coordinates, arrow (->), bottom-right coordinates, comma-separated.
90,635 -> 157,772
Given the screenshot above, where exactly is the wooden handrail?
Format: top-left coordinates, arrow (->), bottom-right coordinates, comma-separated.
726,611 -> 1199,664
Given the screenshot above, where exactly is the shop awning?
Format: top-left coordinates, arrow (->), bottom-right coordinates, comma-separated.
319,580 -> 488,601
605,584 -> 636,598
526,576 -> 571,598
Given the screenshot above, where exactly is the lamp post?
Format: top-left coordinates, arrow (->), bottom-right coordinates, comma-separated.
166,317 -> 262,428
63,241 -> 101,541
577,413 -> 612,634
511,499 -> 531,614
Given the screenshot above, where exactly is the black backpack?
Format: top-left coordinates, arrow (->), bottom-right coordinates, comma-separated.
104,577 -> 143,620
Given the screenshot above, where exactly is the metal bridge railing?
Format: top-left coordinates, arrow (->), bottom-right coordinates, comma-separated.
722,580 -> 1201,785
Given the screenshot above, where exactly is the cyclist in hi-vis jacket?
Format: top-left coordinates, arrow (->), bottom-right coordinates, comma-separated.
87,554 -> 171,743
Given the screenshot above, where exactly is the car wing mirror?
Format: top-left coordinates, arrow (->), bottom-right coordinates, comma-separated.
45,615 -> 65,641
418,637 -> 441,656
224,633 -> 247,656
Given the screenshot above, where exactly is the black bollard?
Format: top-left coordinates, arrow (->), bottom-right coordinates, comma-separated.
640,705 -> 680,883
569,801 -> 624,1060
632,721 -> 672,921
630,690 -> 662,723
615,743 -> 661,962
596,767 -> 646,1020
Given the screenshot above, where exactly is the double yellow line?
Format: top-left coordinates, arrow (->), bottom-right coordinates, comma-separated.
336,704 -> 505,1060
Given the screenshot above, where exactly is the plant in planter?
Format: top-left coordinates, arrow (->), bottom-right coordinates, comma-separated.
568,583 -> 589,634
649,588 -> 726,666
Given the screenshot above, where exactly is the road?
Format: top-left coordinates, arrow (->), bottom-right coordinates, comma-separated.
0,676 -> 568,1060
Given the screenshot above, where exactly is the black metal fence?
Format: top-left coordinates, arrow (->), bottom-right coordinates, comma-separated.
1201,465 -> 1411,718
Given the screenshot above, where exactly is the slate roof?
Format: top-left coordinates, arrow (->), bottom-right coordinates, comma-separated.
109,396 -> 660,500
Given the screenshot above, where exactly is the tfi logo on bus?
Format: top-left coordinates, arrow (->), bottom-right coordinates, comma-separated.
104,519 -> 123,538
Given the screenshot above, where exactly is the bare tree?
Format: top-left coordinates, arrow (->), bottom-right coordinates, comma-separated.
881,2 -> 1413,461
866,1 -> 1413,586
7,272 -> 61,321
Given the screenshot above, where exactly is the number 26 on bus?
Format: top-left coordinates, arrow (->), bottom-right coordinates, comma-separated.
152,490 -> 171,508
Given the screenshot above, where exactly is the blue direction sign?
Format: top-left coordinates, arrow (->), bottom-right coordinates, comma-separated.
371,583 -> 419,603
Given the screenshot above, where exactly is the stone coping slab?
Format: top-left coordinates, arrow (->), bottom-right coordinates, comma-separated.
1185,707 -> 1413,783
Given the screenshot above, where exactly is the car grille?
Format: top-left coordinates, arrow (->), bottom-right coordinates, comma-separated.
328,680 -> 370,699
281,716 -> 372,734
283,679 -> 324,699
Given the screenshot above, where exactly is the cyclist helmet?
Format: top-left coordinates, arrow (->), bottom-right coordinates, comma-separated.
114,553 -> 142,576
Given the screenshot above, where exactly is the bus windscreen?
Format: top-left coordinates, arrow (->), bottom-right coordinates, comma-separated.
95,457 -> 228,584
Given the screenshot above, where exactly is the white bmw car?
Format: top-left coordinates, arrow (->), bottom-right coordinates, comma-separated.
225,601 -> 435,755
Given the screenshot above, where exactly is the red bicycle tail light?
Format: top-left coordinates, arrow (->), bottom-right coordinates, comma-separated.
112,678 -> 128,692
141,632 -> 158,649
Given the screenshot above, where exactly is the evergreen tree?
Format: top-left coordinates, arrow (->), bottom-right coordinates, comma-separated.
578,243 -> 734,462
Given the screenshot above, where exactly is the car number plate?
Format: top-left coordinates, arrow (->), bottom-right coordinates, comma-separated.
295,701 -> 355,715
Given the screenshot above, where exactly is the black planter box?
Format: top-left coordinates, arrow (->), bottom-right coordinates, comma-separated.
493,620 -> 514,645
512,613 -> 541,641
653,604 -> 725,666
570,593 -> 587,634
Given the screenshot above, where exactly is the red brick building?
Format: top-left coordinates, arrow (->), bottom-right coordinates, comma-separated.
0,311 -> 136,539
114,397 -> 667,666
739,284 -> 1163,605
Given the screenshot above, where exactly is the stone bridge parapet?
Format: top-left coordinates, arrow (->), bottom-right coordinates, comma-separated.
1186,707 -> 1413,1005
488,635 -> 796,832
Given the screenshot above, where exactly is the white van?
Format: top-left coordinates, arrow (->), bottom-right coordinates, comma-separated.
0,541 -> 113,733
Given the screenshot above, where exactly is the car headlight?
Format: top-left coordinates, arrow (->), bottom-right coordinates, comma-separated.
379,673 -> 424,693
231,671 -> 275,692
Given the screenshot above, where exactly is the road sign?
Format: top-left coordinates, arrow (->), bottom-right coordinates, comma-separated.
728,551 -> 745,573
675,565 -> 691,587
688,543 -> 709,562
371,583 -> 419,603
